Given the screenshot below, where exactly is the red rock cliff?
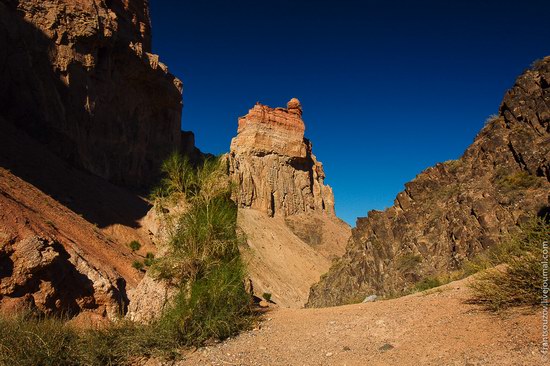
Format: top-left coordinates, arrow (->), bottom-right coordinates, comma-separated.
0,0 -> 185,186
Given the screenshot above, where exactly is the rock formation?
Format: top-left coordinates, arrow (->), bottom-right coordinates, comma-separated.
229,99 -> 350,307
0,236 -> 123,318
229,99 -> 335,217
0,0 -> 189,186
307,58 -> 550,307
0,0 -> 187,318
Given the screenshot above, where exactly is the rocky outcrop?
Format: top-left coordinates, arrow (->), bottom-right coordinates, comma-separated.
0,236 -> 124,318
229,99 -> 350,307
0,0 -> 188,186
307,57 -> 550,307
229,99 -> 335,217
126,274 -> 176,324
0,153 -> 142,319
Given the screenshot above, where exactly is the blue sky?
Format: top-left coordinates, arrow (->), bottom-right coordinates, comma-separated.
150,0 -> 550,226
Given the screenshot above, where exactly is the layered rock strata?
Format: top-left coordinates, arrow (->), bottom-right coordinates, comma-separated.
307,57 -> 550,307
229,99 -> 335,217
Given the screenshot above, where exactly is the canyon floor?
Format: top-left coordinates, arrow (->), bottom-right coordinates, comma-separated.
180,276 -> 542,366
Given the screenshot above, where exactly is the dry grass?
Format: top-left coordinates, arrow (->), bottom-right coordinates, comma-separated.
468,216 -> 548,311
0,315 -> 179,366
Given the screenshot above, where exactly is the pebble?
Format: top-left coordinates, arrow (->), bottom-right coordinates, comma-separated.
379,343 -> 395,352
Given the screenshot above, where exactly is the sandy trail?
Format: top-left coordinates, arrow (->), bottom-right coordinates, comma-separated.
181,277 -> 542,366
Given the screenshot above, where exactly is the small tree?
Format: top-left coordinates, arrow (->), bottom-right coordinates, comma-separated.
129,240 -> 141,252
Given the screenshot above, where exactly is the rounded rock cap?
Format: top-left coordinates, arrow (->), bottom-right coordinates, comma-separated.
287,98 -> 302,110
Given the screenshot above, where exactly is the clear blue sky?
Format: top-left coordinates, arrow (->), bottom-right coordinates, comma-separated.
150,0 -> 550,226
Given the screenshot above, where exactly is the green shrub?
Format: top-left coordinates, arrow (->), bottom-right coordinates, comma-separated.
397,253 -> 422,272
469,217 -> 548,311
150,152 -> 196,201
152,158 -> 239,281
160,259 -> 252,346
442,159 -> 462,174
150,155 -> 252,346
132,260 -> 144,271
262,292 -> 272,302
413,276 -> 443,292
144,252 -> 155,267
129,240 -> 141,252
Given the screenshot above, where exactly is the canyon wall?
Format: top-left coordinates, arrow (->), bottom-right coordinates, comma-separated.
0,0 -> 185,186
308,57 -> 550,307
0,0 -> 187,318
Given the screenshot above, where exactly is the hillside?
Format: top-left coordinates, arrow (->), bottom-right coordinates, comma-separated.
308,57 -> 550,307
0,118 -> 153,318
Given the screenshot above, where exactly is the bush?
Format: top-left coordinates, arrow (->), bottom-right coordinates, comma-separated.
494,169 -> 541,193
469,217 -> 549,311
152,157 -> 239,281
397,253 -> 422,272
150,152 -> 196,201
151,155 -> 253,345
413,276 -> 443,292
129,240 -> 141,252
132,260 -> 144,271
262,292 -> 272,302
144,252 -> 155,267
160,259 -> 252,346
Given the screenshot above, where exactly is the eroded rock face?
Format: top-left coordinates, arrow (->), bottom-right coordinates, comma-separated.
229,99 -> 335,217
0,236 -> 124,318
0,0 -> 185,186
307,57 -> 550,307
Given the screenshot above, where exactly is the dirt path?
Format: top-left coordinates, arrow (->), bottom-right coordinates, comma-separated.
180,277 -> 543,366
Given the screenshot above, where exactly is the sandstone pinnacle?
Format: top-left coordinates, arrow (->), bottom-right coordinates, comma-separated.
229,100 -> 335,217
